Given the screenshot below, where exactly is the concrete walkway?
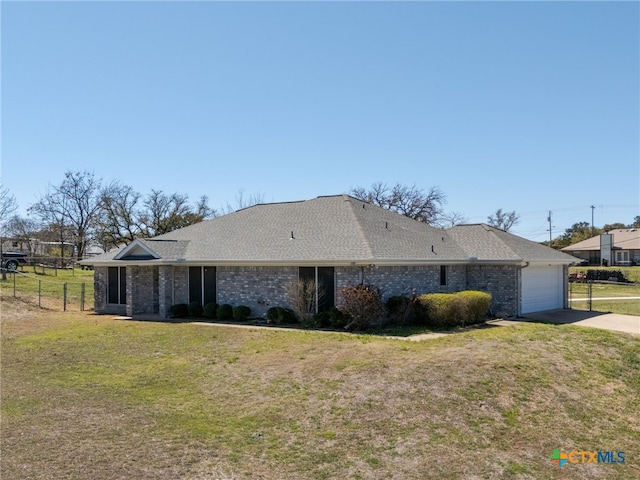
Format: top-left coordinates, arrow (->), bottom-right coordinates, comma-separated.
521,309 -> 639,335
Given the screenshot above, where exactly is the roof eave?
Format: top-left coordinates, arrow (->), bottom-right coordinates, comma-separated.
82,258 -> 536,267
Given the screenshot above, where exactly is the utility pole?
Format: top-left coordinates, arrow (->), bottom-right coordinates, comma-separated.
590,205 -> 595,235
547,211 -> 553,245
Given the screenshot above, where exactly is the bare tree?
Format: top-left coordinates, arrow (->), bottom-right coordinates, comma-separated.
283,278 -> 325,321
0,185 -> 18,224
438,211 -> 468,228
96,181 -> 144,249
28,171 -> 102,260
219,189 -> 265,215
195,195 -> 216,219
487,208 -> 519,232
0,185 -> 19,276
139,190 -> 191,236
5,215 -> 40,255
350,182 -> 446,224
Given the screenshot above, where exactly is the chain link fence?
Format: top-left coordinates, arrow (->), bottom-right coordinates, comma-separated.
568,280 -> 640,316
0,269 -> 94,311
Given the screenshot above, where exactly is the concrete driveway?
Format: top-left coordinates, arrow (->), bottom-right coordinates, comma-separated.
521,309 -> 639,335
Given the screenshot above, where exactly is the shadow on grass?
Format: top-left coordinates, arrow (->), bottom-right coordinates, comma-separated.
104,313 -> 507,339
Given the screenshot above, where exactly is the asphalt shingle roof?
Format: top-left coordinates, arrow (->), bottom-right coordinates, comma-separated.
448,224 -> 581,264
89,195 -> 578,266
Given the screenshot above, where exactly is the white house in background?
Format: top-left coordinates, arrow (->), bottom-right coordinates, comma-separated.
561,229 -> 640,266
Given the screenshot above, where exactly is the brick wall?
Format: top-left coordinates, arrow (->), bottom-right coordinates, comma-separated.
94,266 -> 107,313
127,266 -> 158,316
216,266 -> 297,318
335,265 -> 466,301
465,264 -> 519,317
95,263 -> 522,318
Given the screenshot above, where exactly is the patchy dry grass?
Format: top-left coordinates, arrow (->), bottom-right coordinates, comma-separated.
1,295 -> 639,479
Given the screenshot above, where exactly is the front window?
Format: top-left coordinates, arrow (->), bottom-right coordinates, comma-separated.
298,266 -> 335,313
108,266 -> 126,304
189,266 -> 216,305
615,251 -> 630,264
440,265 -> 447,286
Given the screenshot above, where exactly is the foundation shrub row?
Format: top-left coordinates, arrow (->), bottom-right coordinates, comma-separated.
169,288 -> 492,331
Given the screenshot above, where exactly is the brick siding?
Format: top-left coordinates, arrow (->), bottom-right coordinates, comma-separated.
94,263 -> 521,318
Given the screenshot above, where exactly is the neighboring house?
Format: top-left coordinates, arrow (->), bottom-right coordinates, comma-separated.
0,238 -> 75,257
561,229 -> 640,266
83,195 -> 579,319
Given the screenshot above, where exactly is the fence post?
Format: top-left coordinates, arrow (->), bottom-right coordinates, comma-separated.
39,279 -> 42,308
63,283 -> 67,312
588,281 -> 592,312
81,282 -> 85,311
13,271 -> 16,297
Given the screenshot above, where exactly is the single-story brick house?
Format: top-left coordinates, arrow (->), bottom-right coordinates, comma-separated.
561,229 -> 640,266
84,195 -> 580,318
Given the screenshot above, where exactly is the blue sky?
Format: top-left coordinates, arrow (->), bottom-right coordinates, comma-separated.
2,1 -> 638,242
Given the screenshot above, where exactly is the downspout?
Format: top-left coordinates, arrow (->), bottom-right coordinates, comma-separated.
516,261 -> 529,317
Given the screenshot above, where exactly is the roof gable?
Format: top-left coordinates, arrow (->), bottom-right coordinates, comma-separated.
113,239 -> 161,260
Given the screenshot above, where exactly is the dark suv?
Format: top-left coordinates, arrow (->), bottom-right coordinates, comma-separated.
2,252 -> 28,271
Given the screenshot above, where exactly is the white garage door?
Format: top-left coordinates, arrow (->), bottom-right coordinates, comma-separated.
521,265 -> 564,314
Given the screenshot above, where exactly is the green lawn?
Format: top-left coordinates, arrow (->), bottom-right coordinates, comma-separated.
0,267 -> 94,311
569,282 -> 640,316
2,296 -> 639,480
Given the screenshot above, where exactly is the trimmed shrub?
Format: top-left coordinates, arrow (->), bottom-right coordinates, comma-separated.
299,308 -> 349,330
203,303 -> 218,320
310,311 -> 330,328
217,304 -> 233,320
416,291 -> 492,328
301,314 -> 322,329
457,291 -> 492,324
266,307 -> 297,325
385,295 -> 416,325
339,284 -> 385,331
417,293 -> 466,328
328,307 -> 349,329
168,303 -> 189,319
585,269 -> 629,283
188,301 -> 203,318
233,305 -> 251,321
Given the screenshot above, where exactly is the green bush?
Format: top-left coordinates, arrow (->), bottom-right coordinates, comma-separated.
328,307 -> 349,329
585,269 -> 629,283
417,293 -> 465,328
233,305 -> 251,321
298,308 -> 349,330
456,291 -> 492,324
301,314 -> 322,329
416,291 -> 492,328
203,303 -> 218,319
266,306 -> 297,325
168,303 -> 189,319
188,301 -> 203,318
217,304 -> 233,320
385,295 -> 416,325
